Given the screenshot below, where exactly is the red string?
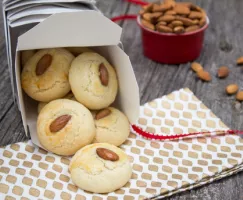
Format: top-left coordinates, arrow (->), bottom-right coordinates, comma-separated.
124,0 -> 148,6
111,14 -> 137,22
131,124 -> 243,141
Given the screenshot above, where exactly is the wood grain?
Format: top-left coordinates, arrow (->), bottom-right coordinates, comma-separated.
0,0 -> 243,199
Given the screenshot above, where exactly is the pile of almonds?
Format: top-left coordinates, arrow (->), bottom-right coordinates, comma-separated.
191,56 -> 243,101
139,0 -> 207,34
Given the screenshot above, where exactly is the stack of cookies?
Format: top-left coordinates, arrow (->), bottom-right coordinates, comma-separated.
21,47 -> 132,193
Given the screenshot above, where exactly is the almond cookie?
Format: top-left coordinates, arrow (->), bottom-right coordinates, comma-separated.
69,143 -> 132,193
37,92 -> 76,113
65,47 -> 94,56
21,50 -> 36,67
37,99 -> 95,156
21,48 -> 74,102
69,52 -> 118,110
93,107 -> 130,146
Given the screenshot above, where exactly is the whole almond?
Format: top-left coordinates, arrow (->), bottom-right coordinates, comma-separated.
191,4 -> 203,12
236,56 -> 243,65
171,20 -> 183,27
188,11 -> 203,19
197,70 -> 211,82
173,26 -> 185,34
164,10 -> 177,15
141,19 -> 155,30
199,17 -> 206,27
217,66 -> 229,78
191,62 -> 203,72
192,19 -> 199,25
175,16 -> 194,26
226,84 -> 238,95
152,4 -> 162,12
36,54 -> 52,76
176,2 -> 192,8
151,12 -> 163,19
163,0 -> 176,7
49,115 -> 71,133
95,109 -> 111,120
96,148 -> 119,161
157,15 -> 175,22
142,3 -> 153,12
99,63 -> 109,86
173,5 -> 190,15
139,9 -> 146,15
150,12 -> 163,23
167,23 -> 174,29
159,3 -> 172,11
143,13 -> 152,22
236,91 -> 243,101
156,21 -> 167,26
185,25 -> 200,33
157,25 -> 173,33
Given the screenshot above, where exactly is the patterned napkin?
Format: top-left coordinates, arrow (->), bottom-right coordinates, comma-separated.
1,88 -> 243,200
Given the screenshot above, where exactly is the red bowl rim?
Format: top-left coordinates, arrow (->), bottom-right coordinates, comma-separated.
137,16 -> 209,36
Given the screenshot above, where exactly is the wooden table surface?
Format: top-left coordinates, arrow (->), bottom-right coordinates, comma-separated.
1,0 -> 243,199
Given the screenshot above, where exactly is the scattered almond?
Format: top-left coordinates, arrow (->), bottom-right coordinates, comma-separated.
191,62 -> 203,72
217,66 -> 229,78
197,70 -> 211,82
236,91 -> 243,101
49,115 -> 72,133
236,56 -> 243,65
96,148 -> 119,161
226,84 -> 238,95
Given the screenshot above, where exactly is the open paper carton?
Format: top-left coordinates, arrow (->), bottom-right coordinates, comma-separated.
14,10 -> 140,149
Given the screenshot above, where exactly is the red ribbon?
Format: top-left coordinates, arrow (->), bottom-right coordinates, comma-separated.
131,124 -> 243,141
111,14 -> 137,22
124,0 -> 148,6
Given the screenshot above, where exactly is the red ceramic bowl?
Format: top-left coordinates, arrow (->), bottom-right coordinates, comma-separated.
137,16 -> 209,64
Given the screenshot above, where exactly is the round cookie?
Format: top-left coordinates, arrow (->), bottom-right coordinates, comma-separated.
65,47 -> 94,56
69,52 -> 118,110
21,48 -> 74,102
37,92 -> 76,113
21,50 -> 36,67
37,99 -> 95,156
93,107 -> 130,146
69,143 -> 132,193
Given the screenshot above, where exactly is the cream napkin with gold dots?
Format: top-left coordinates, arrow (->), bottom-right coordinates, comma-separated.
1,88 -> 243,200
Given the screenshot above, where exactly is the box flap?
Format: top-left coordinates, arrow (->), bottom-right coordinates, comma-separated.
17,10 -> 122,50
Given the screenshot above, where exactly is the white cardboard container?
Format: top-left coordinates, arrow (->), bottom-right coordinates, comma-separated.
14,10 -> 140,149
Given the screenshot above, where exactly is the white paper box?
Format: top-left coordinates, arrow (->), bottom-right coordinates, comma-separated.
14,10 -> 140,149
